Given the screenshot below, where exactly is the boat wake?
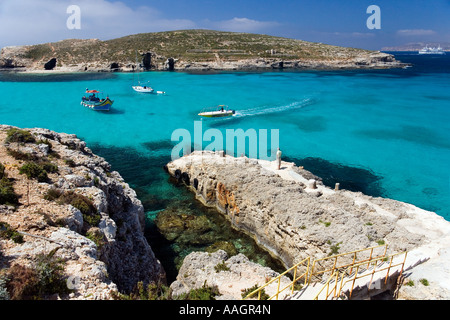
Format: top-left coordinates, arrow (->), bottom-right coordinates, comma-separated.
206,98 -> 315,123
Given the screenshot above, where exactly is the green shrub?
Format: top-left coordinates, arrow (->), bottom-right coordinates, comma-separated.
64,158 -> 76,167
5,264 -> 39,300
60,192 -> 96,215
0,222 -> 23,243
19,161 -> 58,183
328,242 -> 341,256
0,274 -> 10,300
241,284 -> 269,300
419,278 -> 429,286
34,249 -> 70,297
43,188 -> 63,201
0,163 -> 19,205
19,162 -> 48,182
0,163 -> 4,179
214,261 -> 230,273
0,177 -> 19,205
184,282 -> 219,300
47,190 -> 101,227
86,229 -> 106,250
5,128 -> 36,144
5,249 -> 70,300
40,161 -> 58,174
6,149 -> 37,161
111,281 -> 171,300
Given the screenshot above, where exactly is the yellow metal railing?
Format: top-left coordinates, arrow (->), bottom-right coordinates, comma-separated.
242,257 -> 310,300
336,251 -> 408,299
312,271 -> 340,300
309,244 -> 388,283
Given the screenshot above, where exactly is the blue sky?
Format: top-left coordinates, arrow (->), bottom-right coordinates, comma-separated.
0,0 -> 448,50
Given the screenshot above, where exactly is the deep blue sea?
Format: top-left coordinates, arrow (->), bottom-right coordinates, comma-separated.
1,52 -> 449,280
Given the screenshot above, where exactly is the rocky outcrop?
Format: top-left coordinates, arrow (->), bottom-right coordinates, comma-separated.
166,151 -> 450,299
0,125 -> 165,299
170,250 -> 292,300
164,58 -> 175,71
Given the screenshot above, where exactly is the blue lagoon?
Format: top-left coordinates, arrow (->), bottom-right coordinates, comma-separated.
1,52 -> 449,279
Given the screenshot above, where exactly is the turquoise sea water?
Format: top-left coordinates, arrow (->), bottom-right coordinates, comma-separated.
1,52 -> 449,280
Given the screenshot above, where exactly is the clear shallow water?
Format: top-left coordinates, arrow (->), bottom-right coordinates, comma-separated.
1,53 -> 449,279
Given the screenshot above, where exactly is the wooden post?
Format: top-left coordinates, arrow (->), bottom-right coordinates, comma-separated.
335,183 -> 340,191
27,181 -> 30,206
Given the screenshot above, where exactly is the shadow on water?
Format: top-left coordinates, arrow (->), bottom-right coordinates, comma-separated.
355,125 -> 450,150
284,155 -> 386,197
99,108 -> 126,115
89,142 -> 286,283
0,71 -> 116,82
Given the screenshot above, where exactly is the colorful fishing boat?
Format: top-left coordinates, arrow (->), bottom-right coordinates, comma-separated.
198,105 -> 235,118
81,89 -> 113,111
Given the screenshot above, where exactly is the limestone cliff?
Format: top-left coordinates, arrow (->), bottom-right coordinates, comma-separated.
0,125 -> 165,299
166,151 -> 450,300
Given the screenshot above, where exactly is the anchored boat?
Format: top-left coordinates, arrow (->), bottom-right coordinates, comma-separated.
81,89 -> 113,111
132,83 -> 154,93
198,105 -> 235,118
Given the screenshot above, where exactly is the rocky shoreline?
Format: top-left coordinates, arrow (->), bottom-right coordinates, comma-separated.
0,51 -> 405,73
166,151 -> 450,300
0,125 -> 164,299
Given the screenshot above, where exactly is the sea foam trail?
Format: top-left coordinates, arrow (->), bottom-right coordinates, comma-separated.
206,98 -> 316,123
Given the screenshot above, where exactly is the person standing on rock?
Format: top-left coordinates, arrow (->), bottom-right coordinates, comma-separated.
276,147 -> 282,170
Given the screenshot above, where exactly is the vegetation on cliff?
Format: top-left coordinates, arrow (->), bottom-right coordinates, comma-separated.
0,125 -> 165,300
1,29 -> 399,70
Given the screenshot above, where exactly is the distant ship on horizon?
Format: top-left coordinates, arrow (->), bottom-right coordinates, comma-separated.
418,45 -> 446,55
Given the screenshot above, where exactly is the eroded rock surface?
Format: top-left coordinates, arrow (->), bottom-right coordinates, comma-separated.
0,125 -> 165,299
166,151 -> 450,299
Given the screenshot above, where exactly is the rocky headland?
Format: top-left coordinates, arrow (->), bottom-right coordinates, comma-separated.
0,30 -> 406,73
165,151 -> 450,300
0,125 -> 164,299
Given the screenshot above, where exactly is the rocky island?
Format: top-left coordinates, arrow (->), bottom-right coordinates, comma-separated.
165,151 -> 450,300
0,29 -> 406,72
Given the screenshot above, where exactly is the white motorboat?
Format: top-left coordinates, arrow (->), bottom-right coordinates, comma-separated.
198,105 -> 235,118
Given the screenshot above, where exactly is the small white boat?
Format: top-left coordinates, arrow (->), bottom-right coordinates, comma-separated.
132,84 -> 154,93
198,105 -> 235,118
